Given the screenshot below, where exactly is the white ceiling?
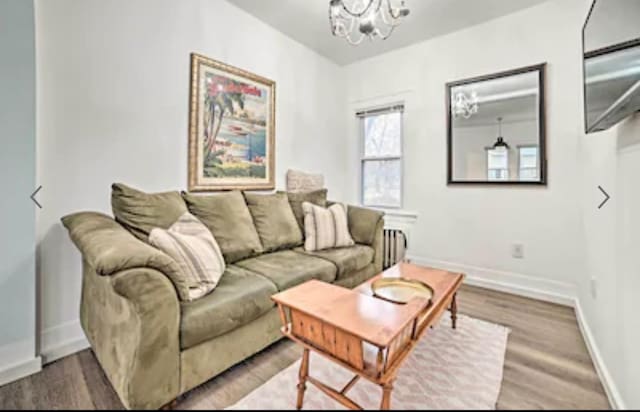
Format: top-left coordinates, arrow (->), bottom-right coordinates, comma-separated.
227,0 -> 549,65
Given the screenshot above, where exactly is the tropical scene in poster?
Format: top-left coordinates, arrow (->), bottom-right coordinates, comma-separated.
200,70 -> 269,179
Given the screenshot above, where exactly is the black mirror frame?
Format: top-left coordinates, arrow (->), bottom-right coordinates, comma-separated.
446,63 -> 547,186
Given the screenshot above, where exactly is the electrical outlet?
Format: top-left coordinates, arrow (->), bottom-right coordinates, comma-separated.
590,277 -> 598,299
511,243 -> 524,259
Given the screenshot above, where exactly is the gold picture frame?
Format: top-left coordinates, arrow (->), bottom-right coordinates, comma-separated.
188,53 -> 276,191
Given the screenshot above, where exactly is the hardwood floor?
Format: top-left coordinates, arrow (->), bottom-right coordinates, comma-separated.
0,284 -> 610,410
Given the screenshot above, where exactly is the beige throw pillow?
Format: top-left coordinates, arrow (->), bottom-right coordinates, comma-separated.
286,169 -> 324,193
149,212 -> 225,301
302,202 -> 354,252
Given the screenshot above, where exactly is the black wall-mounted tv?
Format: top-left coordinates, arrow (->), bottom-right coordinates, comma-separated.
583,0 -> 640,134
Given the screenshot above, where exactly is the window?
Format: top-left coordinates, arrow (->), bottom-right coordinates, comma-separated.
518,146 -> 539,181
358,105 -> 403,208
487,149 -> 509,181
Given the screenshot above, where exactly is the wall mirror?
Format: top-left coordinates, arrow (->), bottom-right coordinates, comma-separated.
583,0 -> 640,133
447,64 -> 546,185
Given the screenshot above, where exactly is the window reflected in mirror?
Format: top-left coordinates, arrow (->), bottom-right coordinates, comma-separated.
447,64 -> 546,185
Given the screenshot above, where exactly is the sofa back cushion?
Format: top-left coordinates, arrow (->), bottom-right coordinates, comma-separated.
182,191 -> 263,263
149,212 -> 226,301
281,189 -> 327,231
302,202 -> 354,252
111,183 -> 187,241
244,192 -> 303,252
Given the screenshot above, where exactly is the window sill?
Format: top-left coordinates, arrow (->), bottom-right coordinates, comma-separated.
369,207 -> 418,221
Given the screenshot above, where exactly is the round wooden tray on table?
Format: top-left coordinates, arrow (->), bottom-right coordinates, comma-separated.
371,277 -> 434,305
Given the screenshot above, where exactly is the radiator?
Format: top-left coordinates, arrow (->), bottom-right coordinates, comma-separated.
382,228 -> 407,270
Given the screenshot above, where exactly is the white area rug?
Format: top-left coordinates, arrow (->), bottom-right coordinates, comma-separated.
227,314 -> 510,410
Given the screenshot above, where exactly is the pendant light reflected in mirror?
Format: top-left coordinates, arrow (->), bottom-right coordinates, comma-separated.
492,117 -> 510,151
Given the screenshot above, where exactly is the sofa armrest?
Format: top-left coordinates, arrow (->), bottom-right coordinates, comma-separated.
341,204 -> 385,273
346,205 -> 385,246
61,211 -> 189,301
80,264 -> 180,409
370,217 -> 385,273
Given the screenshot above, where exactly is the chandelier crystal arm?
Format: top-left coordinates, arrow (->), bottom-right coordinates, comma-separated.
385,0 -> 407,20
380,5 -> 403,27
335,0 -> 378,18
374,24 -> 395,40
346,31 -> 367,45
329,0 -> 409,45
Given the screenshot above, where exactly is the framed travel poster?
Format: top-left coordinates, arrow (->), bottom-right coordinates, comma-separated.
188,53 -> 275,191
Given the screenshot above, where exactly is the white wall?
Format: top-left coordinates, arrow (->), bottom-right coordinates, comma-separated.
344,0 -> 585,300
578,111 -> 640,409
35,0 -> 347,359
0,0 -> 41,384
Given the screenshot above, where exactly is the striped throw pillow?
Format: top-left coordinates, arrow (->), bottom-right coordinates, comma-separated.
149,212 -> 225,301
302,202 -> 354,252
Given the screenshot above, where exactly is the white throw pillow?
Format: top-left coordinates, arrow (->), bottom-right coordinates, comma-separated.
302,202 -> 354,252
149,212 -> 225,301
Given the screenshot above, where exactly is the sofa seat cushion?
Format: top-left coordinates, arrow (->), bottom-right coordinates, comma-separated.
180,265 -> 277,350
234,250 -> 337,291
294,245 -> 374,280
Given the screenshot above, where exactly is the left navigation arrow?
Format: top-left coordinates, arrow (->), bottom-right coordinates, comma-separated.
31,185 -> 42,209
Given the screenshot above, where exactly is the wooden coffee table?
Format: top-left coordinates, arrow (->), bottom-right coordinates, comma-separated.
271,262 -> 464,410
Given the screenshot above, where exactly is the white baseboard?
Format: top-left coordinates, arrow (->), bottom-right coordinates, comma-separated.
40,319 -> 89,364
0,356 -> 42,387
407,255 -> 576,306
574,299 -> 625,410
0,339 -> 41,386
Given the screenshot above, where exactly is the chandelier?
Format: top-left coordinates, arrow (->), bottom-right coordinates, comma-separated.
452,91 -> 479,119
329,0 -> 410,46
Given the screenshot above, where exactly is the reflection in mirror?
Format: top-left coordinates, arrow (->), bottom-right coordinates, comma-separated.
447,64 -> 546,184
583,0 -> 640,133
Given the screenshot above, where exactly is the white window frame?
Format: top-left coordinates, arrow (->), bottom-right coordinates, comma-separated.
358,104 -> 404,209
517,145 -> 539,181
485,147 -> 510,181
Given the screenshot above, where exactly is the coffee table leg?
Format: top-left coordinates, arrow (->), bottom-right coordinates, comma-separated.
450,292 -> 458,329
380,381 -> 394,410
296,348 -> 310,410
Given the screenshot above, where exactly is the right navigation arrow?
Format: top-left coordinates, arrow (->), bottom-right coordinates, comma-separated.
597,186 -> 610,209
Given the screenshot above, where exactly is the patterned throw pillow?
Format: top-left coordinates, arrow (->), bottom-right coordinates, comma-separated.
286,169 -> 325,193
149,212 -> 225,301
302,202 -> 354,252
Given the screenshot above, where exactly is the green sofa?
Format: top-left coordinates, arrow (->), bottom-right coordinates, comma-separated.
61,187 -> 384,410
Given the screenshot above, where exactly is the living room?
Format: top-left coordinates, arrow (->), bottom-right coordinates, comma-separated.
1,0 -> 639,410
